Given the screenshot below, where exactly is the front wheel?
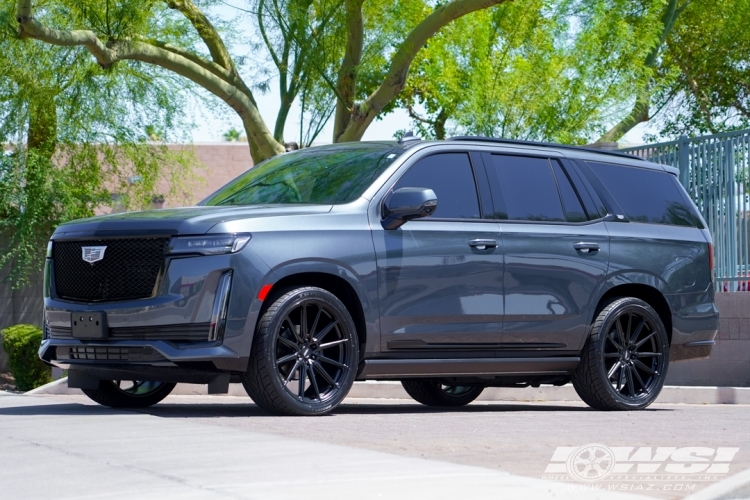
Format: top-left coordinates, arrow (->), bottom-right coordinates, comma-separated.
82,380 -> 175,408
572,297 -> 669,411
401,380 -> 484,407
242,287 -> 360,416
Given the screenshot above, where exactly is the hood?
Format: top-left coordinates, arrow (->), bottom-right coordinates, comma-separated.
52,205 -> 333,239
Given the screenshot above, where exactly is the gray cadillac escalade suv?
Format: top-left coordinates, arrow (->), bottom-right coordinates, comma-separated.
41,137 -> 719,415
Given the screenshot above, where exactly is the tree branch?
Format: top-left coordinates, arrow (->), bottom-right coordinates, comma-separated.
332,0 -> 364,142
338,0 -> 509,142
16,0 -> 283,160
166,0 -> 236,72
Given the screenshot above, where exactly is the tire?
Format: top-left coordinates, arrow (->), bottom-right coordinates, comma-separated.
401,379 -> 484,407
82,380 -> 175,408
572,297 -> 670,411
242,287 -> 360,416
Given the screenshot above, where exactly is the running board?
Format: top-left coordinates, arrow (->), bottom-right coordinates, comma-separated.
358,357 -> 580,379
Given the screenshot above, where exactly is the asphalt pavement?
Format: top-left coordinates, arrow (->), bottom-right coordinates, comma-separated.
1,392 -> 749,500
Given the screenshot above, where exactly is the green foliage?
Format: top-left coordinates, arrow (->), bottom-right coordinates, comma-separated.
0,2 -> 202,288
392,0 -> 666,144
1,324 -> 51,392
653,0 -> 750,137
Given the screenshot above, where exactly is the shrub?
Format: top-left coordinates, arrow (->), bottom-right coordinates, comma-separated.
1,324 -> 51,391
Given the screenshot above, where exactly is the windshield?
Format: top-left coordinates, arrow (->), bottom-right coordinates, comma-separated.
201,144 -> 401,206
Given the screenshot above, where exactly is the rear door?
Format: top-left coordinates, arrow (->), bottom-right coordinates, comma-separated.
372,151 -> 505,351
481,153 -> 610,351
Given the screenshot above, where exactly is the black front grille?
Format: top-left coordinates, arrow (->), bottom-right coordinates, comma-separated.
53,238 -> 169,302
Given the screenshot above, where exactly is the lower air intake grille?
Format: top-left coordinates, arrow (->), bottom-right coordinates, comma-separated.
53,238 -> 169,302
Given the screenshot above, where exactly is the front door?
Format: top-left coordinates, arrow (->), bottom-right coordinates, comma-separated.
482,153 -> 610,350
372,152 -> 504,351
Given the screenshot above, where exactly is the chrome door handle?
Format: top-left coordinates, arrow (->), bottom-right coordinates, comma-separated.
469,239 -> 497,250
574,242 -> 600,253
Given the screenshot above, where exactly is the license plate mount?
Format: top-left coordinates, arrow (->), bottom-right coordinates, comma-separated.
71,312 -> 108,339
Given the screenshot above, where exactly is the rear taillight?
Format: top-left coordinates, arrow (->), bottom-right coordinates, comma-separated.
708,243 -> 714,278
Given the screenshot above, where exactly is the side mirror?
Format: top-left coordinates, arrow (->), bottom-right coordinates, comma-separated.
381,187 -> 438,230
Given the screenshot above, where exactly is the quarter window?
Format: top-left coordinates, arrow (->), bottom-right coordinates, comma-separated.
487,155 -> 565,222
393,153 -> 481,219
588,162 -> 696,227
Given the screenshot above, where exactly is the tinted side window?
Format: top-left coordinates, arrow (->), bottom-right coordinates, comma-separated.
551,161 -> 587,222
393,153 -> 480,219
588,162 -> 696,227
487,155 -> 564,222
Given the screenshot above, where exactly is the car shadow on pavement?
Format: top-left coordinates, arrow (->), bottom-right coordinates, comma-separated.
0,400 -> 671,417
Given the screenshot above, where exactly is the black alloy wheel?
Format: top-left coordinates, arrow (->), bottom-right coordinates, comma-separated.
572,297 -> 669,410
401,379 -> 484,407
82,380 -> 176,408
243,287 -> 359,416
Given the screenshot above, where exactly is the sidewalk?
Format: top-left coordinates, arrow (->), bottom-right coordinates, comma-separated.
29,378 -> 750,404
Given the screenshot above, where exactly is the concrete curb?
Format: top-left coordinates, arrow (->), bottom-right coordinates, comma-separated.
27,378 -> 750,404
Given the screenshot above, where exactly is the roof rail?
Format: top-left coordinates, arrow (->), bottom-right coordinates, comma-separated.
446,136 -> 645,161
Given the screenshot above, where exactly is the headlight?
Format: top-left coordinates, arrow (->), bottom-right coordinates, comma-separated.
46,240 -> 53,258
168,234 -> 251,255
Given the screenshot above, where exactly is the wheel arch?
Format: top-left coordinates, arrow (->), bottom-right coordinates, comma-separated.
592,283 -> 673,345
257,270 -> 369,353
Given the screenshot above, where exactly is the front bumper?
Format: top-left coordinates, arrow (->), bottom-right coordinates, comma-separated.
42,249 -> 274,376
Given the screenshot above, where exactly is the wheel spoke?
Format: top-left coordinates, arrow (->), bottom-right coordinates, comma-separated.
615,317 -> 627,346
630,318 -> 646,344
283,360 -> 302,386
604,353 -> 620,358
309,306 -> 322,338
634,359 -> 657,375
301,304 -> 308,340
626,366 -> 636,396
276,352 -> 298,366
317,355 -> 347,369
626,313 -> 633,345
313,362 -> 338,388
285,316 -> 303,344
314,320 -> 338,343
607,361 -> 622,380
632,365 -> 647,392
607,328 -> 623,351
617,365 -> 625,391
319,338 -> 347,349
278,335 -> 299,350
308,364 -> 321,400
298,364 -> 307,398
637,352 -> 662,357
634,331 -> 656,349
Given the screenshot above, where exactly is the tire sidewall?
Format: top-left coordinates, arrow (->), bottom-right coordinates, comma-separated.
592,298 -> 670,410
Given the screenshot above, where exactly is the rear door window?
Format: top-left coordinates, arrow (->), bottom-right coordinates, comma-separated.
393,153 -> 481,219
486,155 -> 565,222
588,162 -> 696,227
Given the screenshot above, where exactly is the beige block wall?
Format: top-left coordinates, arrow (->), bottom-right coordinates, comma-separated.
164,143 -> 254,207
666,293 -> 750,387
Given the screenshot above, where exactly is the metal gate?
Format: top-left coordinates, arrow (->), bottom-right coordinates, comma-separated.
621,130 -> 750,292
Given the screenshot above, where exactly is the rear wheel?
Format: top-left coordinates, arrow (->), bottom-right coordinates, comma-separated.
572,297 -> 669,411
82,380 -> 175,408
401,380 -> 484,407
242,287 -> 360,416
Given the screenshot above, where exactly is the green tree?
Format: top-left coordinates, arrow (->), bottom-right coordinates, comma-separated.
396,0 -> 666,143
0,4 -> 198,287
598,0 -> 750,142
15,0 -> 512,163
